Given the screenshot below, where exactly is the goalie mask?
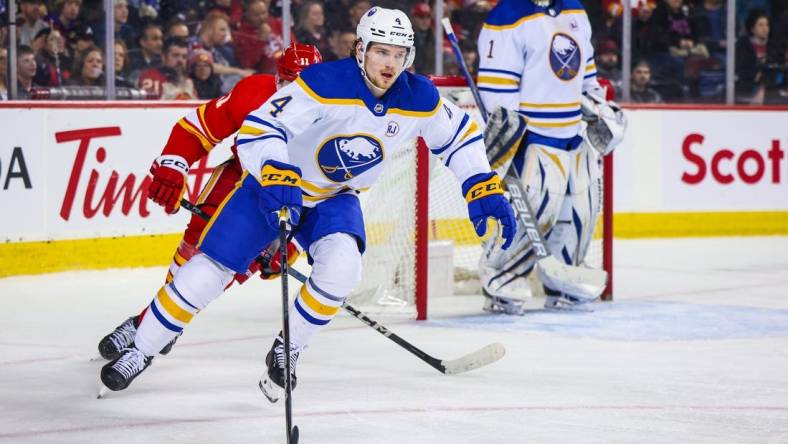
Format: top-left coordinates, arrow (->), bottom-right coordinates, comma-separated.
355,7 -> 416,81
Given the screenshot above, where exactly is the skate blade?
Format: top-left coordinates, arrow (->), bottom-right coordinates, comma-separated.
544,300 -> 595,312
258,378 -> 281,403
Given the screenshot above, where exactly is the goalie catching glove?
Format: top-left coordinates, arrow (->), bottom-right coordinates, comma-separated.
580,92 -> 627,155
462,172 -> 516,250
258,160 -> 302,229
148,155 -> 189,214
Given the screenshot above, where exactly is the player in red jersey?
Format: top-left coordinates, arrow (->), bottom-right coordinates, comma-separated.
97,44 -> 323,361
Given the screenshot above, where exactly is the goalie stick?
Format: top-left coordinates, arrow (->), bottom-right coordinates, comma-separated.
441,18 -> 608,298
180,199 -> 506,375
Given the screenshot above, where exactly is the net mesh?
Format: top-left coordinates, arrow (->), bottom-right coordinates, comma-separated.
348,80 -> 608,317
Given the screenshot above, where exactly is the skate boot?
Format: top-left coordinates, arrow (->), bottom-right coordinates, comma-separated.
258,334 -> 299,403
482,289 -> 526,315
543,287 -> 596,312
100,346 -> 153,391
98,316 -> 181,360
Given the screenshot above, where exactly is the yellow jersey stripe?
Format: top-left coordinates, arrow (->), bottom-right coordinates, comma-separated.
239,125 -> 266,136
458,121 -> 480,143
520,101 -> 581,109
197,104 -> 221,144
197,171 -> 246,248
157,287 -> 194,323
477,76 -> 519,85
299,285 -> 340,316
301,179 -> 335,194
585,63 -> 596,72
482,13 -> 544,30
196,163 -> 225,204
178,119 -> 212,150
296,77 -> 367,106
528,118 -> 582,128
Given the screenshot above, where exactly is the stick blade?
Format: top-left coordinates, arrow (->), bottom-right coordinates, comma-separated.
440,342 -> 506,375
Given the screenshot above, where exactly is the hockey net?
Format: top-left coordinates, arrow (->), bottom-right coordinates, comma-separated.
348,76 -> 613,319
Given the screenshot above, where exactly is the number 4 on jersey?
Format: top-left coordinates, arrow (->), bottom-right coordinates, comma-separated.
270,96 -> 293,117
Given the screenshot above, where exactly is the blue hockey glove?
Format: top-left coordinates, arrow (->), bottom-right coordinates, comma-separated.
258,160 -> 302,229
462,172 -> 515,250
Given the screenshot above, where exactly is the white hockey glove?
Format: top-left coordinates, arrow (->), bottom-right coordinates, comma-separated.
580,92 -> 627,156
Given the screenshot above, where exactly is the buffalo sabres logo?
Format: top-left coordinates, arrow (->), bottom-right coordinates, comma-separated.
549,33 -> 581,81
317,134 -> 384,182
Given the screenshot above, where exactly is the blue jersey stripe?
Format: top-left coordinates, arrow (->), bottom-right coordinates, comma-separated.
519,109 -> 581,119
244,115 -> 288,140
236,133 -> 287,146
168,283 -> 198,310
444,134 -> 483,167
432,113 -> 470,155
584,73 -> 597,79
150,301 -> 183,332
479,86 -> 519,93
478,68 -> 522,78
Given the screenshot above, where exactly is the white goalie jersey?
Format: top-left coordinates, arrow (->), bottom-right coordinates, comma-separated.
476,0 -> 601,140
235,58 -> 491,207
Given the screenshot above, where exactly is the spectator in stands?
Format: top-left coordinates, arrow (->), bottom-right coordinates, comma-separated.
736,9 -> 775,104
165,18 -> 190,40
197,11 -> 252,92
48,0 -> 83,36
189,49 -> 223,99
137,37 -> 197,99
127,22 -> 164,75
68,25 -> 97,56
17,45 -> 39,99
234,0 -> 272,72
294,1 -> 331,58
92,0 -> 137,48
596,39 -> 623,98
348,0 -> 371,30
630,59 -> 663,102
67,45 -> 105,87
0,48 -> 7,100
114,40 -> 134,87
33,28 -> 69,87
326,28 -> 356,61
205,0 -> 243,30
411,2 -> 435,74
691,0 -> 727,65
18,0 -> 47,46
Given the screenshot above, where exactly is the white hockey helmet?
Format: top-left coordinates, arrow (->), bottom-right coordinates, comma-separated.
355,7 -> 416,73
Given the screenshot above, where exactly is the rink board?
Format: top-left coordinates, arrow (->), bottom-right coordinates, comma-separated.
0,102 -> 786,276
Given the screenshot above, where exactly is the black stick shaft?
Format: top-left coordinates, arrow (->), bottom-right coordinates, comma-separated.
279,216 -> 296,444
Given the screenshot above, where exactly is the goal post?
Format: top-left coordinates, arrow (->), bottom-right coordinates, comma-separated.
348,76 -> 613,320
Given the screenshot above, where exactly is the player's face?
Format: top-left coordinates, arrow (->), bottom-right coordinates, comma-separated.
363,43 -> 408,91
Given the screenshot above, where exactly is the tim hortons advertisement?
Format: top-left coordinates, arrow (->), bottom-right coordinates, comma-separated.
0,105 -> 233,242
614,107 -> 788,213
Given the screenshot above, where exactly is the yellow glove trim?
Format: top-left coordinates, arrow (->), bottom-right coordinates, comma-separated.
260,164 -> 302,187
465,174 -> 504,203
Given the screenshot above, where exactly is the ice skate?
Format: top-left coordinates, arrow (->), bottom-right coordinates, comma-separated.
98,316 -> 181,360
543,288 -> 596,312
100,346 -> 153,391
482,289 -> 526,315
258,334 -> 299,403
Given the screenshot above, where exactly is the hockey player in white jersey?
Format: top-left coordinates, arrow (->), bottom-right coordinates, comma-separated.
100,6 -> 516,396
476,0 -> 626,313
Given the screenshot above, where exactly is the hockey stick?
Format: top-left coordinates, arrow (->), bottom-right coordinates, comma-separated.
441,19 -> 608,297
180,199 -> 506,375
278,210 -> 299,444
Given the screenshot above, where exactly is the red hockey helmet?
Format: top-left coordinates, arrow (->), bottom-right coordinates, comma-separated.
277,43 -> 323,83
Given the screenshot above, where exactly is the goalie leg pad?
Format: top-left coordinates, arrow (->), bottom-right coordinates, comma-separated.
480,142 -> 570,300
288,233 -> 361,350
136,253 -> 234,356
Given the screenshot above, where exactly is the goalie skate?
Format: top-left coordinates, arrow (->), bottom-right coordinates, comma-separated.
543,288 -> 596,312
482,290 -> 525,315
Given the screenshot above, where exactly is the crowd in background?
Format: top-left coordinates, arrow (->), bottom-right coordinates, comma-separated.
0,0 -> 786,103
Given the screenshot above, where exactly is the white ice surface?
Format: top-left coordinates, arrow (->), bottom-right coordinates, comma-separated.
1,237 -> 788,443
